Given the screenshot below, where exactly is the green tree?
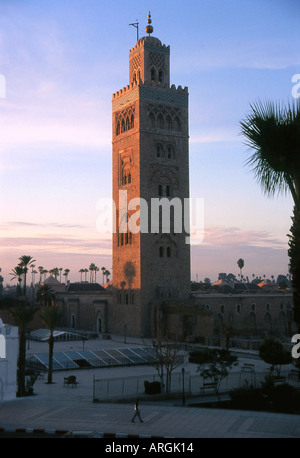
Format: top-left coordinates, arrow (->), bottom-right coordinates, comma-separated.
0,297 -> 38,396
259,337 -> 291,376
41,306 -> 63,383
189,348 -> 238,401
18,255 -> 36,295
240,100 -> 300,330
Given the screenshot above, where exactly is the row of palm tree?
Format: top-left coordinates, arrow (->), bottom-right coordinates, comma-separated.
78,265 -> 110,284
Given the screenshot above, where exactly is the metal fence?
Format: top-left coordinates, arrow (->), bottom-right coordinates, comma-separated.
93,367 -> 299,402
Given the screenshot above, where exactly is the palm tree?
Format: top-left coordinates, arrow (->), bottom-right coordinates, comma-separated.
38,266 -> 44,283
89,263 -> 96,283
84,268 -> 88,282
36,284 -> 55,307
237,259 -> 244,278
79,268 -> 85,282
94,266 -> 99,283
240,99 -> 300,330
0,297 -> 38,396
59,268 -> 63,282
10,266 -> 24,296
101,266 -> 106,284
40,305 -> 62,384
104,269 -> 111,283
63,269 -> 70,284
18,255 -> 36,295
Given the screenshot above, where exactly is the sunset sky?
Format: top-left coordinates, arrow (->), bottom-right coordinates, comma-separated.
0,0 -> 299,285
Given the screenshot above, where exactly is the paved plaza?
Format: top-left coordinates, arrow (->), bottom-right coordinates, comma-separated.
0,335 -> 300,438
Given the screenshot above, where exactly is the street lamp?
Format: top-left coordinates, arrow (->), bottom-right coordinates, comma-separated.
182,367 -> 185,406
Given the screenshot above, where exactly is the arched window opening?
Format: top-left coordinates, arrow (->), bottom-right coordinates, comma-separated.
125,293 -> 129,305
166,116 -> 172,130
156,144 -> 162,157
131,114 -> 134,129
167,146 -> 173,158
148,112 -> 155,128
166,185 -> 170,197
167,247 -> 171,257
151,67 -> 156,81
133,72 -> 137,84
116,122 -> 120,136
158,114 -> 164,129
159,246 -> 164,257
126,117 -> 130,131
220,304 -> 225,314
158,70 -> 163,83
174,116 -> 181,132
158,184 -> 163,196
121,119 -> 126,133
128,173 -> 131,184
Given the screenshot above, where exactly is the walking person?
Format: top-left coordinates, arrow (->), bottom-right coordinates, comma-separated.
131,398 -> 143,423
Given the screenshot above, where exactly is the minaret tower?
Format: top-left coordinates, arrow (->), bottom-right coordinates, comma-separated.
112,13 -> 190,336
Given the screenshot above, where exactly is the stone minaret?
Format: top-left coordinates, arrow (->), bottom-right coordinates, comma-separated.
112,13 -> 190,336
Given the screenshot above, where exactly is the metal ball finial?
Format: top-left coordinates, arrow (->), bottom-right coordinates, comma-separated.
145,11 -> 153,35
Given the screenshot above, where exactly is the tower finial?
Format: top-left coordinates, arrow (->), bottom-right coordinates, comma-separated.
145,11 -> 153,36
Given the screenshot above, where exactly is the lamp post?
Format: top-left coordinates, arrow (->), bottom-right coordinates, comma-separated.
182,367 -> 185,406
124,324 -> 127,344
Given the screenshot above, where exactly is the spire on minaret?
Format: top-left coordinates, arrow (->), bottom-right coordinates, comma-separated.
145,11 -> 153,36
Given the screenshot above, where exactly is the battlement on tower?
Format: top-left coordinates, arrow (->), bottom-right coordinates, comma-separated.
112,80 -> 188,102
129,36 -> 169,55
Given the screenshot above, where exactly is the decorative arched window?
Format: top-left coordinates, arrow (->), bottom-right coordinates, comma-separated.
121,119 -> 126,132
166,185 -> 170,197
125,292 -> 129,305
131,114 -> 134,129
159,246 -> 164,257
158,70 -> 163,83
167,246 -> 171,257
166,115 -> 172,130
156,144 -> 163,158
148,112 -> 155,128
116,122 -> 120,136
151,67 -> 156,81
158,114 -> 164,129
167,145 -> 174,159
236,304 -> 241,313
133,72 -> 137,83
174,116 -> 181,131
220,304 -> 225,314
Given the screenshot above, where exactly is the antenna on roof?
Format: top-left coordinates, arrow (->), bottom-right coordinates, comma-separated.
129,20 -> 139,41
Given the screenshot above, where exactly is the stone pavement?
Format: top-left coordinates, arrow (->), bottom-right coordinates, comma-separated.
0,335 -> 300,438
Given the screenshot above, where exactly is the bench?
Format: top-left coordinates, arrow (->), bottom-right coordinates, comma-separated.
64,376 -> 78,387
272,376 -> 286,386
240,363 -> 255,372
201,381 -> 217,392
288,369 -> 300,381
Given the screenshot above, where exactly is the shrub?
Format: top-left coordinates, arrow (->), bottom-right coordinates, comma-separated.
229,387 -> 268,411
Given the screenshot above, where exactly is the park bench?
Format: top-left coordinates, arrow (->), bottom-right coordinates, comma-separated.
272,375 -> 286,386
240,363 -> 255,373
288,369 -> 300,381
201,380 -> 217,392
64,375 -> 78,387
